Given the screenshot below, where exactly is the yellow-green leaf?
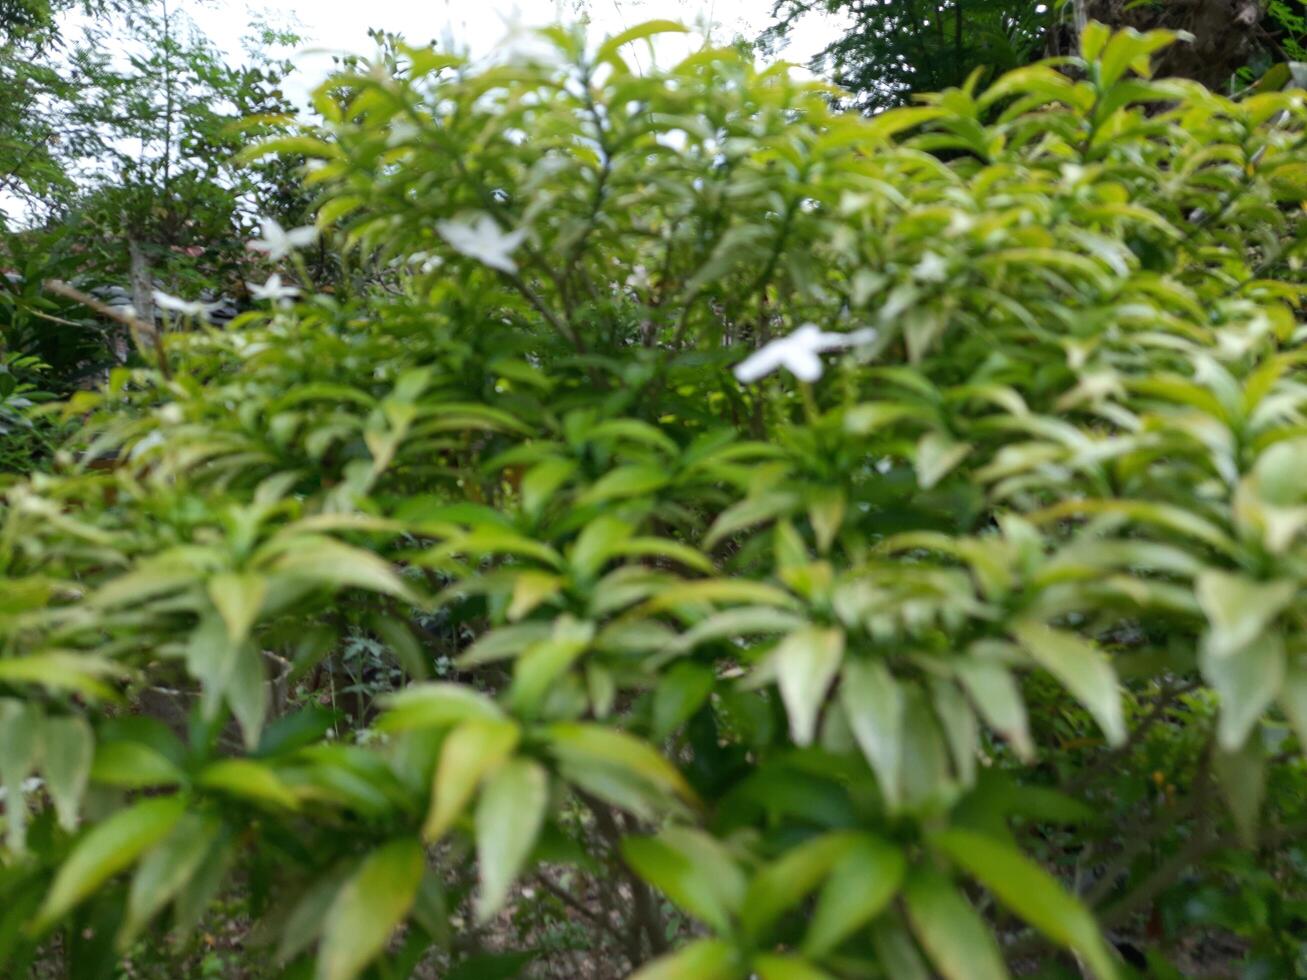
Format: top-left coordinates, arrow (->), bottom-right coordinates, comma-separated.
475,759 -> 549,922
316,838 -> 424,980
424,719 -> 520,842
35,796 -> 187,933
903,869 -> 1008,980
932,828 -> 1117,979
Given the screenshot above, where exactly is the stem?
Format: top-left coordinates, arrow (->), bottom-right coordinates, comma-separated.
501,269 -> 587,355
583,795 -> 667,964
798,380 -> 820,425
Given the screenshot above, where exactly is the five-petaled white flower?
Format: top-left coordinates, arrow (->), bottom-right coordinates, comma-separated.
152,290 -> 219,318
437,213 -> 527,274
248,217 -> 317,261
248,273 -> 300,306
733,324 -> 878,384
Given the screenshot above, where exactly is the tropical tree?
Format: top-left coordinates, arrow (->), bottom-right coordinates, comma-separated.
763,0 -> 1053,111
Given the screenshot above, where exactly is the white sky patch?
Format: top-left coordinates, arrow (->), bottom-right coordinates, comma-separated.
179,0 -> 848,107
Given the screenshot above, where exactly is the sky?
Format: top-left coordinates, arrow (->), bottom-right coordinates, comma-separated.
179,0 -> 848,106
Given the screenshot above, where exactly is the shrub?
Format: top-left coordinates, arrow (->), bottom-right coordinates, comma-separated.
4,20 -> 1307,979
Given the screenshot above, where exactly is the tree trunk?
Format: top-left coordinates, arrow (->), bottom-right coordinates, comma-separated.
1057,0 -> 1266,92
126,238 -> 155,362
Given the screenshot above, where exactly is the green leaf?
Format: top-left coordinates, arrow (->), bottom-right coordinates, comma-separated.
741,832 -> 860,940
507,571 -> 563,621
424,719 -> 520,842
932,828 -> 1117,979
643,579 -> 800,614
509,616 -> 595,715
900,686 -> 955,808
707,491 -> 804,550
0,652 -> 121,699
1011,621 -> 1125,747
35,796 -> 187,933
118,812 -> 222,950
458,623 -> 553,667
754,954 -> 837,980
596,20 -> 690,64
173,835 -> 235,942
774,626 -> 844,746
1080,20 -> 1111,61
916,432 -> 972,489
931,679 -> 978,787
547,723 -> 698,808
806,489 -> 846,554
1099,27 -> 1177,87
955,658 -> 1034,762
277,865 -> 354,964
1195,570 -> 1295,661
839,658 -> 904,809
475,759 -> 549,922
576,464 -> 669,506
90,740 -> 184,789
903,869 -> 1009,980
844,402 -> 917,434
669,606 -> 806,654
803,834 -> 905,957
225,643 -> 269,750
0,699 -> 38,850
1215,734 -> 1266,847
623,828 -> 745,934
1202,632 -> 1285,751
652,662 -> 715,740
629,938 -> 741,980
268,536 -> 417,603
197,758 -> 300,810
372,615 -> 430,680
870,915 -> 931,980
316,838 -> 424,980
41,715 -> 93,831
611,537 -> 716,575
207,572 -> 267,646
568,516 -> 634,581
521,457 -> 577,517
378,682 -> 504,731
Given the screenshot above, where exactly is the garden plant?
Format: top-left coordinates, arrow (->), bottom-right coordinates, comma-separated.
3,17 -> 1307,978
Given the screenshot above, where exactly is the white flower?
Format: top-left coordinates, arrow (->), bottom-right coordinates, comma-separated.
248,273 -> 300,306
733,324 -> 878,384
248,217 -> 317,261
625,264 -> 650,291
913,251 -> 949,283
406,251 -> 443,274
947,212 -> 975,236
152,290 -> 219,319
492,10 -> 562,67
387,117 -> 420,147
1061,163 -> 1087,185
436,213 -> 527,274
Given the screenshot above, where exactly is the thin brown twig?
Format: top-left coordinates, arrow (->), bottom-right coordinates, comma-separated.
42,278 -> 169,378
533,871 -> 630,953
